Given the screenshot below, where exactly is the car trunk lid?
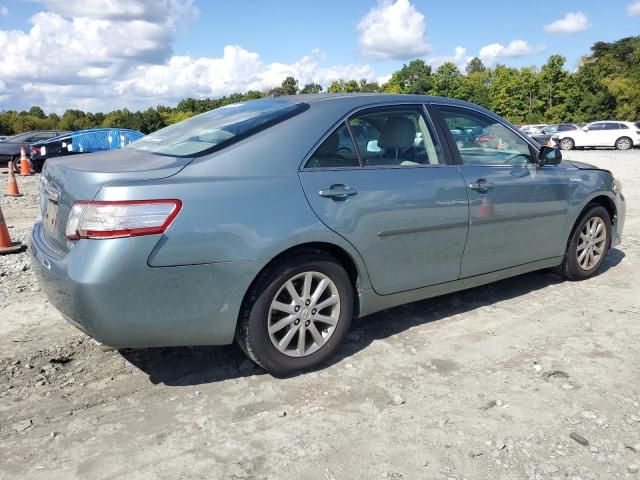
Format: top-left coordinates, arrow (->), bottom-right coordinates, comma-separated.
40,149 -> 192,252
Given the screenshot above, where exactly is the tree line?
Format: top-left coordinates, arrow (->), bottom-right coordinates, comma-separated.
1,36 -> 638,136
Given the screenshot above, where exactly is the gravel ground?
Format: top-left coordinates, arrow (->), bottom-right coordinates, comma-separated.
1,150 -> 639,480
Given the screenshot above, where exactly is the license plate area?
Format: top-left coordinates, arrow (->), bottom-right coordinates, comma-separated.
43,200 -> 59,235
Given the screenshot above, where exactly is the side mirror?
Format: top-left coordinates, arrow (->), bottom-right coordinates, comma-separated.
538,146 -> 562,166
582,126 -> 588,132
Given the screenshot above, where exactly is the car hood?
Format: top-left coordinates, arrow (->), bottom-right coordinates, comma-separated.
563,160 -> 602,170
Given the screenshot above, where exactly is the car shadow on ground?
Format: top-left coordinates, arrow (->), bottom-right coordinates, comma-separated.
122,248 -> 625,386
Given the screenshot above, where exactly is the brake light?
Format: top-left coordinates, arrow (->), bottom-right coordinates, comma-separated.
65,200 -> 182,240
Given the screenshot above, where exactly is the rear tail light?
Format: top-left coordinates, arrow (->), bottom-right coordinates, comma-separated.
65,200 -> 182,240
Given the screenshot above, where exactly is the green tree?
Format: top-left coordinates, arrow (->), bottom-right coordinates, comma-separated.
300,83 -> 323,94
431,62 -> 463,98
465,57 -> 486,75
382,59 -> 432,94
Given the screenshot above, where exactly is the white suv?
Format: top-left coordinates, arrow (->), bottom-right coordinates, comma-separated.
553,121 -> 640,150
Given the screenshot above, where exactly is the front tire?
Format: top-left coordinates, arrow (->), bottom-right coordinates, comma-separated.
615,137 -> 632,151
554,205 -> 611,280
559,138 -> 574,151
236,251 -> 353,374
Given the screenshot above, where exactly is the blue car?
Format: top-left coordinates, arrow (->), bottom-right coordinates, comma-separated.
30,95 -> 626,373
28,128 -> 144,172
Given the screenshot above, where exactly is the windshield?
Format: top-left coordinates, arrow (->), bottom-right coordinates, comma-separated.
131,99 -> 308,157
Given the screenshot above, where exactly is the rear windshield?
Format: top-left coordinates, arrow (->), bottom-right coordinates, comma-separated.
130,99 -> 308,157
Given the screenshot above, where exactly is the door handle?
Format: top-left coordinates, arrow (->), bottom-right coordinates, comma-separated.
318,184 -> 358,199
468,179 -> 495,192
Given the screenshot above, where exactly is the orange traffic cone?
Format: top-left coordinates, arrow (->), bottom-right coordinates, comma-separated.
5,162 -> 23,197
19,146 -> 32,176
0,205 -> 24,254
476,196 -> 495,219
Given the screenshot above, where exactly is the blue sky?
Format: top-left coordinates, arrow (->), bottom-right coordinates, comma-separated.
0,0 -> 638,112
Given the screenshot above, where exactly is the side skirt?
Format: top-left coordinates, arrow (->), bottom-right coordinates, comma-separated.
356,257 -> 562,318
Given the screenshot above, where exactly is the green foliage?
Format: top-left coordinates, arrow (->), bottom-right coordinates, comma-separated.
1,36 -> 638,136
382,59 -> 432,94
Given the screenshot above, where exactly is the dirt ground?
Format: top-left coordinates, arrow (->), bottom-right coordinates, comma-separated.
1,150 -> 639,480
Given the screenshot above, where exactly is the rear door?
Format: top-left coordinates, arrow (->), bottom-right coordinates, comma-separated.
432,104 -> 570,277
299,104 -> 469,295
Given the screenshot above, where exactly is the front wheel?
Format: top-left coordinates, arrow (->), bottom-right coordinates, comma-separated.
559,138 -> 574,150
236,251 -> 353,374
554,205 -> 611,280
615,137 -> 632,151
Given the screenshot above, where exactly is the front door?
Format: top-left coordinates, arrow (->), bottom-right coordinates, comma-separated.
300,105 -> 469,295
433,105 -> 571,277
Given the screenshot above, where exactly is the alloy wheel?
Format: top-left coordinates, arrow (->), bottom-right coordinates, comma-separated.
616,138 -> 631,150
576,216 -> 607,271
560,139 -> 573,150
268,271 -> 341,357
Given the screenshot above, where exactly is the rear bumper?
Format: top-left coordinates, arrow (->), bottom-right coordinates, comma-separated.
29,222 -> 263,348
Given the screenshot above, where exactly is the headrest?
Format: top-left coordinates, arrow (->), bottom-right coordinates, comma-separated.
378,117 -> 416,150
316,130 -> 339,154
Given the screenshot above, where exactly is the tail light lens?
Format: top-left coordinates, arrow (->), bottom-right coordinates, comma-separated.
65,200 -> 182,240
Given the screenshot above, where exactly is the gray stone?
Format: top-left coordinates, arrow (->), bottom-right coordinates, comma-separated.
570,432 -> 589,446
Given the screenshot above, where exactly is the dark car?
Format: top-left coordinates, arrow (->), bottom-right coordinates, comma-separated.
29,128 -> 144,172
0,130 -> 69,168
530,124 -> 579,145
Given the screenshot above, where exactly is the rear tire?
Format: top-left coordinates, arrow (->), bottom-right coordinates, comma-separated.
553,205 -> 611,280
236,251 -> 353,374
559,138 -> 574,151
615,137 -> 632,151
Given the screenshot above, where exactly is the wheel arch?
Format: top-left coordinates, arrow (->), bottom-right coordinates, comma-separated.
566,194 -> 617,249
240,241 -> 364,319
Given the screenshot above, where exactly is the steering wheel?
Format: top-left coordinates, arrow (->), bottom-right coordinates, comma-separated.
337,147 -> 351,153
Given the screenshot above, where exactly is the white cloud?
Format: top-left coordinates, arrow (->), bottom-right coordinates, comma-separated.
544,11 -> 590,34
479,40 -> 544,66
628,0 -> 640,15
115,46 -> 376,104
428,46 -> 471,71
358,0 -> 431,60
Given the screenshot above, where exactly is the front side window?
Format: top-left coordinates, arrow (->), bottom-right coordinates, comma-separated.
348,106 -> 443,167
589,123 -> 606,130
438,106 -> 533,165
131,99 -> 308,157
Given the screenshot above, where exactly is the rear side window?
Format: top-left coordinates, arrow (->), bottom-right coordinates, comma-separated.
131,99 -> 308,157
349,106 -> 443,167
305,105 -> 444,169
306,123 -> 360,168
603,123 -> 620,130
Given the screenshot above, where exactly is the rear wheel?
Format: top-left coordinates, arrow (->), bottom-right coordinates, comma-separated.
559,138 -> 574,151
554,205 -> 611,280
615,137 -> 632,151
236,251 -> 353,374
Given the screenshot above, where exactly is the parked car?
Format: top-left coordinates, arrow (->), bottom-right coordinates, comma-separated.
553,121 -> 640,150
529,124 -> 580,145
29,128 -> 144,172
0,130 -> 69,167
30,95 -> 626,374
521,124 -> 548,135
